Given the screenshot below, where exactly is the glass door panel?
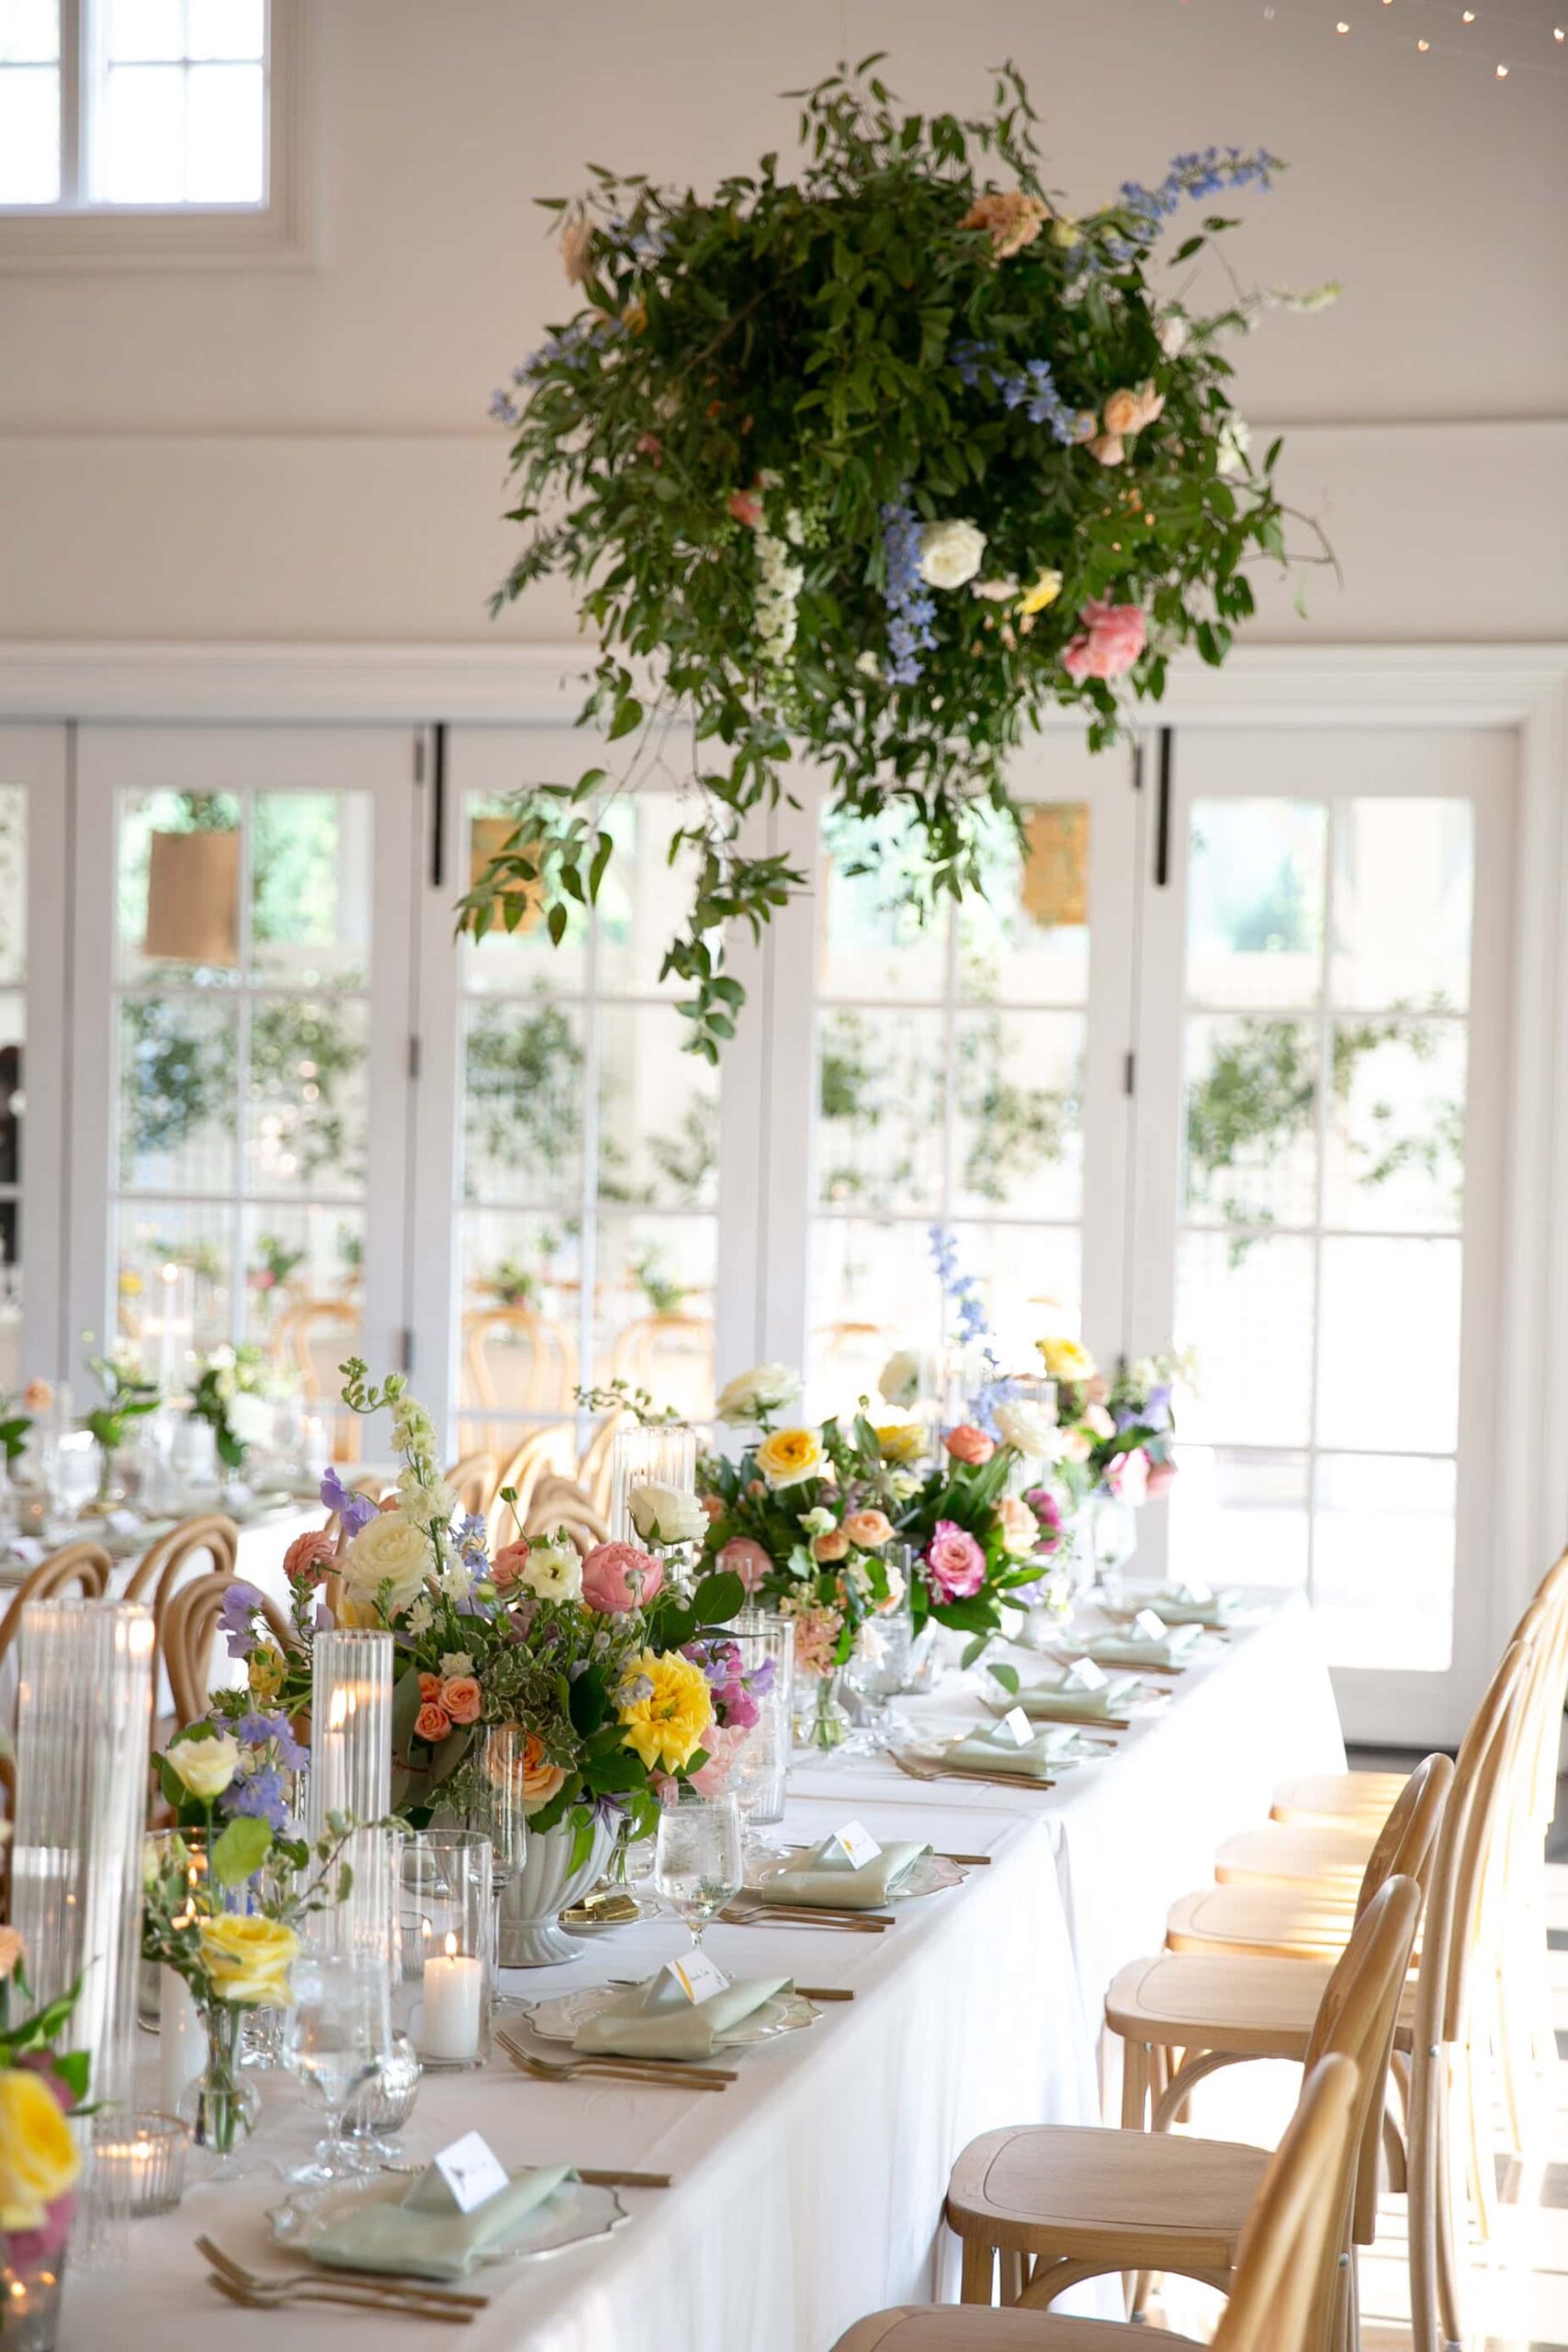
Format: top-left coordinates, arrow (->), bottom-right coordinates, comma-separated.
0,729 -> 67,1393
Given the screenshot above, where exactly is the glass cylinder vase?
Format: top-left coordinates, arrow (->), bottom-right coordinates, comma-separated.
393,1830 -> 495,2070
11,1598 -> 156,2263
306,1628 -> 393,1960
727,1611 -> 795,1827
609,1420 -> 697,1544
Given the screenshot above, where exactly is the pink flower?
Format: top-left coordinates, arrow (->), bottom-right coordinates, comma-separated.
843,1509 -> 894,1549
491,1539 -> 531,1591
441,1674 -> 482,1725
727,489 -> 763,528
1062,600 -> 1147,683
812,1527 -> 850,1563
1105,1449 -> 1149,1507
581,1540 -> 664,1614
1145,1458 -> 1179,1500
717,1537 -> 772,1596
688,1721 -> 749,1796
944,1423 -> 996,1466
284,1528 -> 336,1584
925,1520 -> 987,1601
784,1600 -> 845,1678
996,1494 -> 1038,1555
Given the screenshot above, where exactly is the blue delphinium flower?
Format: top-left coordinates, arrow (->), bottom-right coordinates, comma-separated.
879,501 -> 939,685
236,1709 -> 310,1771
221,1766 -> 289,1833
952,343 -> 1078,447
929,1225 -> 990,1347
1108,146 -> 1281,262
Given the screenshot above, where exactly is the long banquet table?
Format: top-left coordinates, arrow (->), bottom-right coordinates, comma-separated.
59,1591 -> 1345,2352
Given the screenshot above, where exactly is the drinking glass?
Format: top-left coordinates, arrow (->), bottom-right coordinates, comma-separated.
284,1951 -> 396,2183
848,1562 -> 915,1748
48,1430 -> 98,1523
727,1611 -> 795,1845
654,1793 -> 742,1956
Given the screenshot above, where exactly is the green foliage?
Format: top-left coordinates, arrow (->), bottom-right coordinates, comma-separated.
121,993 -> 362,1184
459,60 -> 1329,1054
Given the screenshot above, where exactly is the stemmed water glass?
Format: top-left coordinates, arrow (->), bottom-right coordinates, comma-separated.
654,1792 -> 743,1960
283,1951 -> 396,2182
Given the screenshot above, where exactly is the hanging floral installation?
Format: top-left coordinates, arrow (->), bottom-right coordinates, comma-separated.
461,60 -> 1334,1056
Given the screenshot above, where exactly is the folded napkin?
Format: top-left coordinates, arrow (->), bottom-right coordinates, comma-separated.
1146,1585 -> 1244,1627
1010,1670 -> 1142,1721
943,1723 -> 1080,1780
759,1836 -> 927,1909
307,2162 -> 574,2281
1080,1622 -> 1204,1669
572,1971 -> 790,2061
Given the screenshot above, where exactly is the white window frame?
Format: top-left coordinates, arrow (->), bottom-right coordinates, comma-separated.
0,726 -> 69,1381
0,0 -> 309,272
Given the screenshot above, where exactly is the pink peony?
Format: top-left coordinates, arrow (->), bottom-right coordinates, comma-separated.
1145,1458 -> 1179,1500
925,1520 -> 987,1601
284,1527 -> 337,1583
688,1721 -> 749,1796
441,1674 -> 482,1725
1062,599 -> 1147,683
581,1540 -> 664,1614
491,1538 -> 530,1591
1105,1450 -> 1149,1508
944,1423 -> 996,1466
717,1536 -> 773,1595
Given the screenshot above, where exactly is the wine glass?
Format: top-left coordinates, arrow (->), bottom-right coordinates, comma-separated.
283,1951 -> 395,2182
654,1793 -> 742,1959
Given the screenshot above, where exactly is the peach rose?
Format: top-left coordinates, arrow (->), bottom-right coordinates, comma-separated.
21,1378 -> 52,1411
718,1537 -> 772,1595
1145,1458 -> 1179,1499
414,1701 -> 452,1743
944,1424 -> 996,1466
520,1729 -> 568,1815
283,1528 -> 336,1583
491,1539 -> 531,1592
417,1672 -> 443,1704
1087,432 -> 1124,467
1102,387 -> 1144,437
843,1509 -> 894,1549
441,1675 -> 482,1726
700,1494 -> 725,1521
958,189 -> 1049,259
581,1541 -> 664,1614
997,1494 -> 1040,1555
812,1528 -> 851,1563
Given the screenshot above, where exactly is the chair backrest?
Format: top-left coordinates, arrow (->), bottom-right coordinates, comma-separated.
1438,1634 -> 1535,2042
122,1513 -> 239,1632
444,1453 -> 498,1520
0,1543 -> 111,1670
462,1308 -> 575,1424
577,1415 -> 624,1519
1302,1871 -> 1422,2264
524,1485 -> 609,1555
1349,1749 -> 1453,1912
485,1423 -> 576,1551
609,1313 -> 715,1423
1216,2054 -> 1363,2352
159,1567 -> 236,1727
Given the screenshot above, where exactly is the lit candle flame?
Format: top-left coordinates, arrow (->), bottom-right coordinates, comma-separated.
444,1931 -> 458,1961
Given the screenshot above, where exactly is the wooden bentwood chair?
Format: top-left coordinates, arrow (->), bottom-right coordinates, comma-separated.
833,2052 -> 1362,2352
0,1541 -> 111,1673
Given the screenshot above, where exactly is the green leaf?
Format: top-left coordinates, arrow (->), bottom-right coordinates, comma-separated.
210,1815 -> 273,1888
987,1661 -> 1020,1694
693,1569 -> 745,1624
607,696 -> 644,741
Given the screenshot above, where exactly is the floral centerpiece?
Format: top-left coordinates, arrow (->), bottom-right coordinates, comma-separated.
188,1343 -> 289,1473
460,60 -> 1331,1057
1040,1340 -> 1181,1513
0,1932 -> 89,2333
80,1345 -> 159,1506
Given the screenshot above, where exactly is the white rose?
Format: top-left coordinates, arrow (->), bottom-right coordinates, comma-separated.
523,1541 -> 583,1603
878,1348 -> 932,1409
342,1509 -> 433,1613
626,1482 -> 706,1547
227,1392 -> 273,1450
918,518 -> 987,592
168,1731 -> 240,1801
440,1652 -> 473,1679
994,1399 -> 1059,1459
1156,309 -> 1189,357
798,1506 -> 836,1538
715,1363 -> 802,1426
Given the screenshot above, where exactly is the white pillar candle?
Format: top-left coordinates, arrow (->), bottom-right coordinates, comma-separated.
158,1967 -> 204,2110
421,1932 -> 483,2062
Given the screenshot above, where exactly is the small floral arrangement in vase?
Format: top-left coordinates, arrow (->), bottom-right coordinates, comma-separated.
1039,1338 -> 1183,1588
80,1343 -> 160,1508
187,1342 -> 290,1473
0,1931 -> 89,2345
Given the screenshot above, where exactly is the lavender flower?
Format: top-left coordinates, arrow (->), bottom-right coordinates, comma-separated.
221,1766 -> 289,1834
218,1579 -> 264,1661
880,500 -> 939,684
321,1465 -> 376,1536
236,1710 -> 309,1771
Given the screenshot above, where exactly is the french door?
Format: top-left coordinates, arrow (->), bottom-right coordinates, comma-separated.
0,729 -> 68,1386
1129,726 -> 1514,1745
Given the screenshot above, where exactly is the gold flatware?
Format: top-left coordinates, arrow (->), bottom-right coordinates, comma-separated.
936,1850 -> 992,1865
721,1897 -> 895,1928
577,2167 -> 673,2188
497,2029 -> 735,2088
197,2238 -> 488,2310
888,1750 -> 1055,1793
205,2271 -> 474,2324
793,1984 -> 853,2000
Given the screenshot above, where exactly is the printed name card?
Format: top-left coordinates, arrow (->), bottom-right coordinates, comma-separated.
998,1705 -> 1035,1747
8,1536 -> 44,1567
1131,1609 -> 1170,1642
433,2131 -> 511,2214
106,1510 -> 141,1535
823,1819 -> 883,1870
660,1950 -> 729,2006
1061,1656 -> 1110,1692
1170,1579 -> 1213,1605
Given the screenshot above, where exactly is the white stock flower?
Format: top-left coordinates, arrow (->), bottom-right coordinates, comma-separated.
523,1541 -> 583,1603
994,1398 -> 1059,1459
342,1509 -> 433,1613
440,1652 -> 474,1679
715,1363 -> 801,1426
1216,415 -> 1251,478
918,518 -> 987,592
626,1482 -> 706,1547
1155,309 -> 1189,357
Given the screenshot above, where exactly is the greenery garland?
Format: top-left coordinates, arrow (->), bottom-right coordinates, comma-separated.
459,60 -> 1333,1057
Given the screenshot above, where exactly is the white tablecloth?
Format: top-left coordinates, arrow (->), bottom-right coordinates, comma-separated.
57,1590 -> 1345,2352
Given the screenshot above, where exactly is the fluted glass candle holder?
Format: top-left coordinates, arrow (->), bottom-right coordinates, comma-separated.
306,1628 -> 393,1959
727,1610 -> 795,1831
609,1421 -> 697,1544
11,1598 -> 156,2263
393,1831 -> 495,2070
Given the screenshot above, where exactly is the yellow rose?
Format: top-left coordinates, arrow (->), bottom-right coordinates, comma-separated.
342,1508 -> 432,1615
0,2068 -> 81,2231
754,1426 -> 827,1491
247,1645 -> 287,1706
197,1913 -> 300,2007
1019,569 -> 1063,616
617,1648 -> 715,1775
167,1731 -> 240,1802
1039,1336 -> 1098,1384
874,1421 -> 925,1466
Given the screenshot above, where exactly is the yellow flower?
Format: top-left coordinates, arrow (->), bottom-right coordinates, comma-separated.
247,1645 -> 287,1707
754,1426 -> 827,1490
1039,1336 -> 1098,1383
617,1649 -> 715,1775
873,1421 -> 925,1466
197,1913 -> 300,2008
0,2068 -> 81,2231
1019,569 -> 1063,616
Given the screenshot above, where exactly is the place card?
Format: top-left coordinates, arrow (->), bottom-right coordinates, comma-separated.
998,1705 -> 1035,1747
106,1510 -> 142,1535
433,2131 -> 510,2215
8,1536 -> 43,1567
822,1819 -> 882,1870
660,1950 -> 729,2006
1169,1578 -> 1213,1605
1061,1656 -> 1110,1692
1131,1609 -> 1170,1642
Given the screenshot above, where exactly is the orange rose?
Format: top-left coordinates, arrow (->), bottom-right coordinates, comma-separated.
1102,387 -> 1144,436
944,1424 -> 996,1466
441,1675 -> 482,1726
418,1672 -> 444,1703
284,1528 -> 337,1583
1088,433 -> 1125,467
700,1494 -> 724,1521
843,1509 -> 894,1549
491,1539 -> 530,1592
521,1730 -> 568,1813
812,1528 -> 850,1563
413,1701 -> 451,1743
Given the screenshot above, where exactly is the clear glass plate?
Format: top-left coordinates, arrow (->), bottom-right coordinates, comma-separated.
525,1983 -> 819,2049
268,2174 -> 628,2268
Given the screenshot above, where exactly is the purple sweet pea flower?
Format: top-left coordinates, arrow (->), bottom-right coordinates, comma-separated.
219,1579 -> 264,1659
220,1765 -> 289,1834
237,1709 -> 309,1771
321,1465 -> 377,1535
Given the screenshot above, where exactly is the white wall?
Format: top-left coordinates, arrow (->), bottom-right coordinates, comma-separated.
1,0 -> 1565,645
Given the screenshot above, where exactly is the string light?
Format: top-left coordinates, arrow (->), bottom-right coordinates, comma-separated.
1336,16 -> 1349,26
1556,24 -> 1565,37
1461,9 -> 1475,20
1417,33 -> 1430,44
1495,56 -> 1508,68
1247,0 -> 1568,77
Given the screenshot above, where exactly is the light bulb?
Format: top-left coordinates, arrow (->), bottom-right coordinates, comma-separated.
1555,24 -> 1564,38
1461,9 -> 1475,20
1495,58 -> 1508,72
1417,34 -> 1430,45
1336,17 -> 1348,28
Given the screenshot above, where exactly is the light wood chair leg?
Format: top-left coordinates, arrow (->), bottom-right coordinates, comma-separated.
958,2236 -> 995,2306
1462,2041 -> 1496,2246
997,2249 -> 1025,2305
1121,2035 -> 1149,2132
1436,2052 -> 1466,2352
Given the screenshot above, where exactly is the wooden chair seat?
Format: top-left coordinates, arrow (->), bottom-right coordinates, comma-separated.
1166,1882 -> 1360,1962
946,2123 -> 1269,2277
1214,1820 -> 1379,1888
1270,1770 -> 1407,1827
834,2312 -> 1206,2352
1109,1951 -> 1333,2060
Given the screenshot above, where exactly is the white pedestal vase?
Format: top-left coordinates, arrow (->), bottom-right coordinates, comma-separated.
497,1816 -> 618,1969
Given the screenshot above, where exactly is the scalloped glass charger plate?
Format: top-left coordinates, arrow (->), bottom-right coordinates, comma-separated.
747,1849 -> 964,1903
525,1983 -> 819,2049
268,2173 -> 628,2268
905,1729 -> 1102,1776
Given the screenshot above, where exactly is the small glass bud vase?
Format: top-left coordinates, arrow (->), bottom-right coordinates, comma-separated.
177,2001 -> 258,2162
0,2248 -> 67,2352
393,1831 -> 494,2070
794,1667 -> 852,1753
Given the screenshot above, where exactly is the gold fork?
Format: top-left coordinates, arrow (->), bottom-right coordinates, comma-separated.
887,1750 -> 1056,1792
205,2270 -> 476,2324
721,1897 -> 894,1929
197,2237 -> 488,2312
497,2029 -> 734,2089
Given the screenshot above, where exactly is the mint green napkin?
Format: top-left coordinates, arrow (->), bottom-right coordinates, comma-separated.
759,1837 -> 927,1908
306,2163 -> 574,2280
1082,1623 -> 1204,1669
1010,1671 -> 1142,1721
944,1723 -> 1079,1780
1147,1587 -> 1244,1627
572,1971 -> 790,2060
